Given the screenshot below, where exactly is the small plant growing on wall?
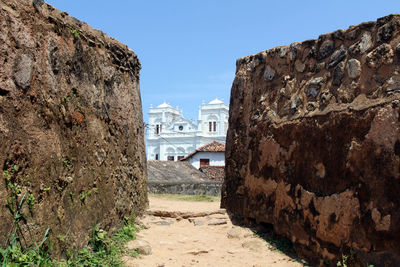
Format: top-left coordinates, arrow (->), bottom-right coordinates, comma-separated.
71,29 -> 80,38
27,193 -> 35,212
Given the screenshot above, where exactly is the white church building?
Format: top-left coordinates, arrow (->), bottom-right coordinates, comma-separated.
146,98 -> 229,161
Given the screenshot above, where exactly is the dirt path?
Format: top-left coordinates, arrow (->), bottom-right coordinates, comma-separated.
122,196 -> 302,267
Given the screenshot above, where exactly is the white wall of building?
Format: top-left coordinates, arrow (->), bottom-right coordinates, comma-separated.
146,98 -> 229,161
187,152 -> 225,169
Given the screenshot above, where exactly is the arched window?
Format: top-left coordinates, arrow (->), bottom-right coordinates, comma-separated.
155,124 -> 162,134
153,148 -> 160,160
207,115 -> 218,133
154,119 -> 162,135
166,147 -> 175,161
177,147 -> 185,160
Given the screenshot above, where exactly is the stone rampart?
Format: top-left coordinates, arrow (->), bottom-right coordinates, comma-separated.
0,0 -> 147,252
223,14 -> 400,266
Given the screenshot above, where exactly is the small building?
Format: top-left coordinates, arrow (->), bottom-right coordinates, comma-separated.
180,141 -> 225,169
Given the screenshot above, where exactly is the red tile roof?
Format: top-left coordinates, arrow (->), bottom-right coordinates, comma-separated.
180,141 -> 225,161
197,141 -> 225,152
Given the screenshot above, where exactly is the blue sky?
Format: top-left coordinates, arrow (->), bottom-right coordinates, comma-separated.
46,0 -> 399,122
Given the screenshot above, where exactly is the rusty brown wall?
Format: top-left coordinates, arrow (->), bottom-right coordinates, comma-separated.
0,0 -> 147,252
223,14 -> 400,266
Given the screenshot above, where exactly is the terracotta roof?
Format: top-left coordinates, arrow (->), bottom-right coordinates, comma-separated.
180,141 -> 225,161
198,141 -> 225,152
199,166 -> 225,181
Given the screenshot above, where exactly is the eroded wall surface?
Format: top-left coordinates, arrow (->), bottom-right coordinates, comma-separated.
148,181 -> 222,196
0,0 -> 147,251
223,14 -> 400,266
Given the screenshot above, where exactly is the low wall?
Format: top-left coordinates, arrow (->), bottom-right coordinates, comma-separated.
148,180 -> 222,196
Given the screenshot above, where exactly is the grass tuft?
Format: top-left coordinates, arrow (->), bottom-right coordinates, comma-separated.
61,217 -> 140,266
1,213 -> 140,266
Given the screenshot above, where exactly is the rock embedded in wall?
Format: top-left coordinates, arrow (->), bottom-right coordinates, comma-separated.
0,0 -> 147,253
223,14 -> 400,266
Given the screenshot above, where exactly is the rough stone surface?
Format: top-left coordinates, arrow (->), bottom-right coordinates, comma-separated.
199,166 -> 225,181
227,227 -> 242,239
147,160 -> 207,182
146,209 -> 226,219
263,65 -> 275,81
190,219 -> 204,226
223,14 -> 400,266
328,47 -> 347,68
147,180 -> 222,196
347,59 -> 362,79
13,53 -> 34,90
242,240 -> 264,252
366,43 -> 394,68
0,0 -> 147,253
208,219 -> 227,226
146,161 -> 223,195
152,220 -> 174,226
332,61 -> 345,86
377,19 -> 396,43
295,59 -> 305,73
350,32 -> 373,54
319,40 -> 335,58
126,240 -> 152,255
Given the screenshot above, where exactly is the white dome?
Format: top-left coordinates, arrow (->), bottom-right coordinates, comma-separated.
208,98 -> 224,105
157,102 -> 173,108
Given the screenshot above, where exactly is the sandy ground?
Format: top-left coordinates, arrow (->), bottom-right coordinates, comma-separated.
122,196 -> 302,267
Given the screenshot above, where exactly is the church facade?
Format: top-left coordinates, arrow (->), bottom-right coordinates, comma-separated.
146,98 -> 229,161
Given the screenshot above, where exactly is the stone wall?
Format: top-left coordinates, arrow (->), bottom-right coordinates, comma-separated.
0,0 -> 147,253
223,14 -> 400,266
199,166 -> 225,181
148,181 -> 222,196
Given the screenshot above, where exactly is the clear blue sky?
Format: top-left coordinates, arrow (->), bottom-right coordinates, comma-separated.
46,0 -> 398,122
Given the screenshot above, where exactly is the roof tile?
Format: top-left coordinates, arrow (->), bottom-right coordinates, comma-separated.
180,141 -> 225,161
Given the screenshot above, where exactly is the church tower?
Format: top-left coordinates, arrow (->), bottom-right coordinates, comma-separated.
146,98 -> 229,161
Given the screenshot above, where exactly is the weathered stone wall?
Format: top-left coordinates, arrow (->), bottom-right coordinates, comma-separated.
223,14 -> 400,266
0,0 -> 147,253
148,180 -> 222,196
